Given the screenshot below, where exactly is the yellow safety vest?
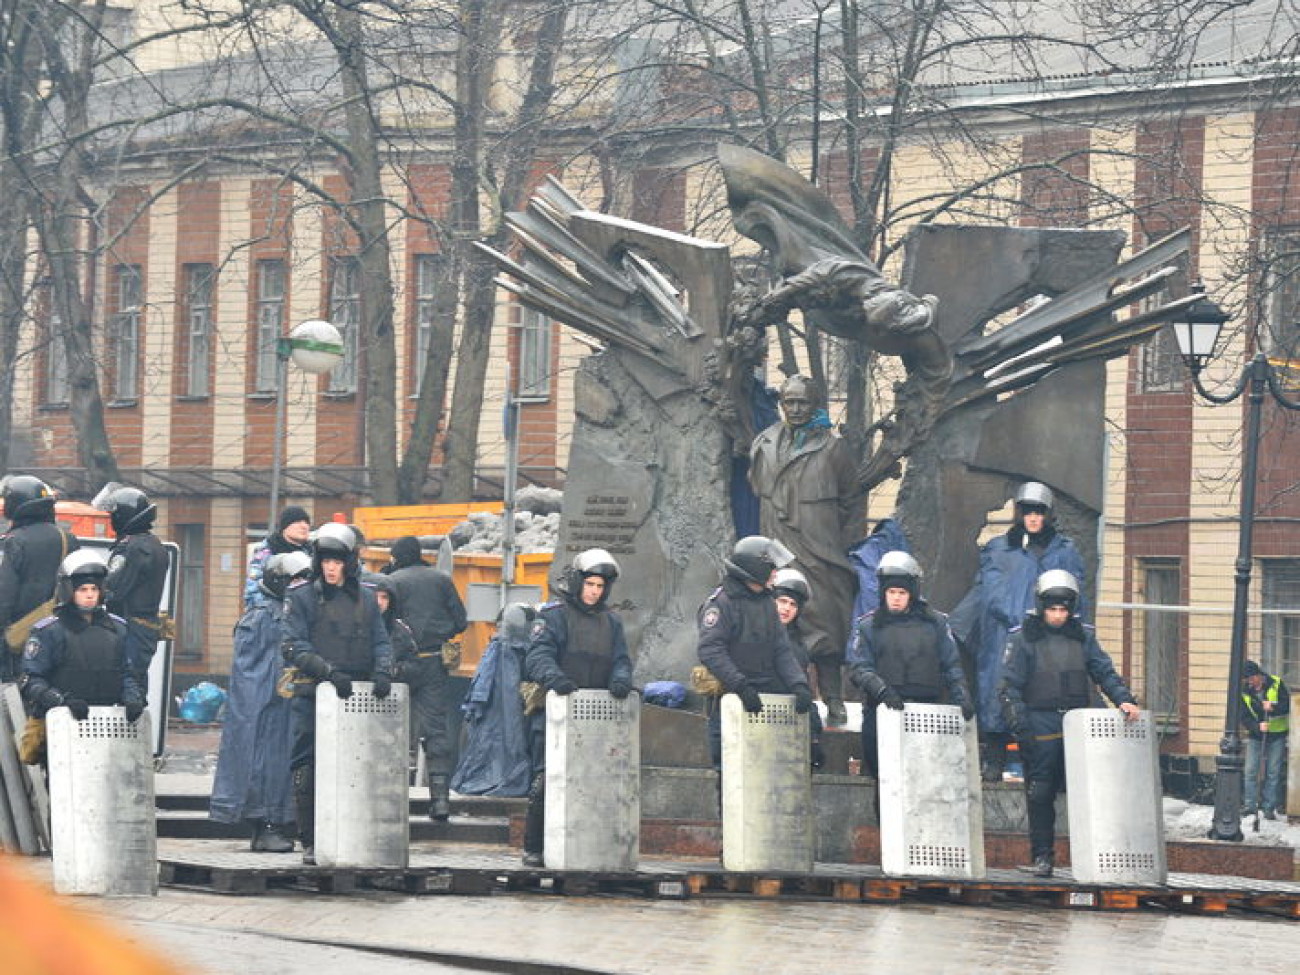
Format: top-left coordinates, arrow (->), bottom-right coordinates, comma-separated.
1242,675 -> 1289,734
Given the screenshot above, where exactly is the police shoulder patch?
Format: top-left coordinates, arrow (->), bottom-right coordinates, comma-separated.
701,606 -> 721,628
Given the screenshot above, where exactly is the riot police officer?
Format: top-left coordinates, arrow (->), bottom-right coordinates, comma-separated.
697,535 -> 813,769
211,550 -> 311,853
949,481 -> 1087,781
96,486 -> 169,692
0,476 -> 78,682
771,566 -> 825,769
21,550 -> 144,728
385,535 -> 468,821
999,569 -> 1138,877
281,523 -> 393,863
847,551 -> 973,779
522,548 -> 633,867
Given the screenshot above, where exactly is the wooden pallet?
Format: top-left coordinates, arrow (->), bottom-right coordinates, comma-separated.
156,849 -> 1300,917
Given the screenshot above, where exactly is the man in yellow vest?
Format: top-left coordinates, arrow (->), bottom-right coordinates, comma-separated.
1241,660 -> 1290,821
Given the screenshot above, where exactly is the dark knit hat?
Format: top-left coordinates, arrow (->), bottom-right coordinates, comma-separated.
278,505 -> 311,533
1242,660 -> 1264,680
390,535 -> 424,568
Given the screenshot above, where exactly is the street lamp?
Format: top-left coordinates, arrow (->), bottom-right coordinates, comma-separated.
269,319 -> 344,522
1171,282 -> 1300,842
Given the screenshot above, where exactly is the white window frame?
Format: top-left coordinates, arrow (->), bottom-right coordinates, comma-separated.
1262,559 -> 1300,688
517,305 -> 552,401
413,254 -> 440,395
112,264 -> 141,401
254,260 -> 285,393
185,263 -> 213,397
328,257 -> 360,393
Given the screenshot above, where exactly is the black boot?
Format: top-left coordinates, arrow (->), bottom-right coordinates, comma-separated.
292,765 -> 315,864
256,823 -> 294,853
980,736 -> 1007,783
1017,855 -> 1054,878
523,772 -> 545,866
428,774 -> 451,821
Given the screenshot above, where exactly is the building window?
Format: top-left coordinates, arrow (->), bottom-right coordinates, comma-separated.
1139,325 -> 1183,393
328,257 -> 360,393
42,284 -> 69,405
184,264 -> 214,397
413,254 -> 442,395
175,524 -> 206,664
1262,559 -> 1300,687
1141,560 -> 1181,731
1262,228 -> 1300,389
517,306 -> 552,401
254,260 -> 285,393
111,264 -> 142,401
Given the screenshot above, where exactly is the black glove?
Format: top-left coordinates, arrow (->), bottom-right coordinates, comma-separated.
329,670 -> 354,699
609,677 -> 632,699
793,686 -> 813,714
296,652 -> 332,681
124,699 -> 145,723
372,672 -> 392,699
37,688 -> 66,714
551,676 -> 578,696
810,738 -> 825,770
879,687 -> 905,711
64,697 -> 90,721
737,685 -> 764,713
960,700 -> 976,722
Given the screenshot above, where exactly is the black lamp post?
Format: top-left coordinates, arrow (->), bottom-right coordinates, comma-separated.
1171,282 -> 1300,842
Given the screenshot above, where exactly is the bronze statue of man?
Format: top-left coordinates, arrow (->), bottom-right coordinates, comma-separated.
749,374 -> 865,725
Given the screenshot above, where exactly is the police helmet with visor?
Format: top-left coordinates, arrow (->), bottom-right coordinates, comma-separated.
770,567 -> 812,606
725,535 -> 795,586
1035,569 -> 1080,614
262,550 -> 312,600
567,548 -> 620,602
56,549 -> 108,607
2,475 -> 55,522
877,550 -> 923,601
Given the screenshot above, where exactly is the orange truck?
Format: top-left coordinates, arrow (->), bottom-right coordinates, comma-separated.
352,503 -> 552,678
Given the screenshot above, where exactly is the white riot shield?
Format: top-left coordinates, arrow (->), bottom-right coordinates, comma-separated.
315,681 -> 409,869
1063,708 -> 1166,885
543,688 -> 640,870
877,703 -> 985,878
47,706 -> 156,895
720,692 -> 813,872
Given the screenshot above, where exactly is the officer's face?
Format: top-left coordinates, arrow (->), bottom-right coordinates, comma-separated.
774,594 -> 800,625
1043,605 -> 1070,627
1020,507 -> 1046,534
375,590 -> 391,612
884,587 -> 911,613
321,557 -> 345,585
282,520 -> 311,545
73,583 -> 101,612
580,575 -> 606,606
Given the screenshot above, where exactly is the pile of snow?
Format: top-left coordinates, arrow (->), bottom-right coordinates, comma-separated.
1163,796 -> 1300,849
448,486 -> 561,554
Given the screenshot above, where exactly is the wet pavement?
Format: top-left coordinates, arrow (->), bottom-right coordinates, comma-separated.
59,863 -> 1300,974
25,721 -> 1288,972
